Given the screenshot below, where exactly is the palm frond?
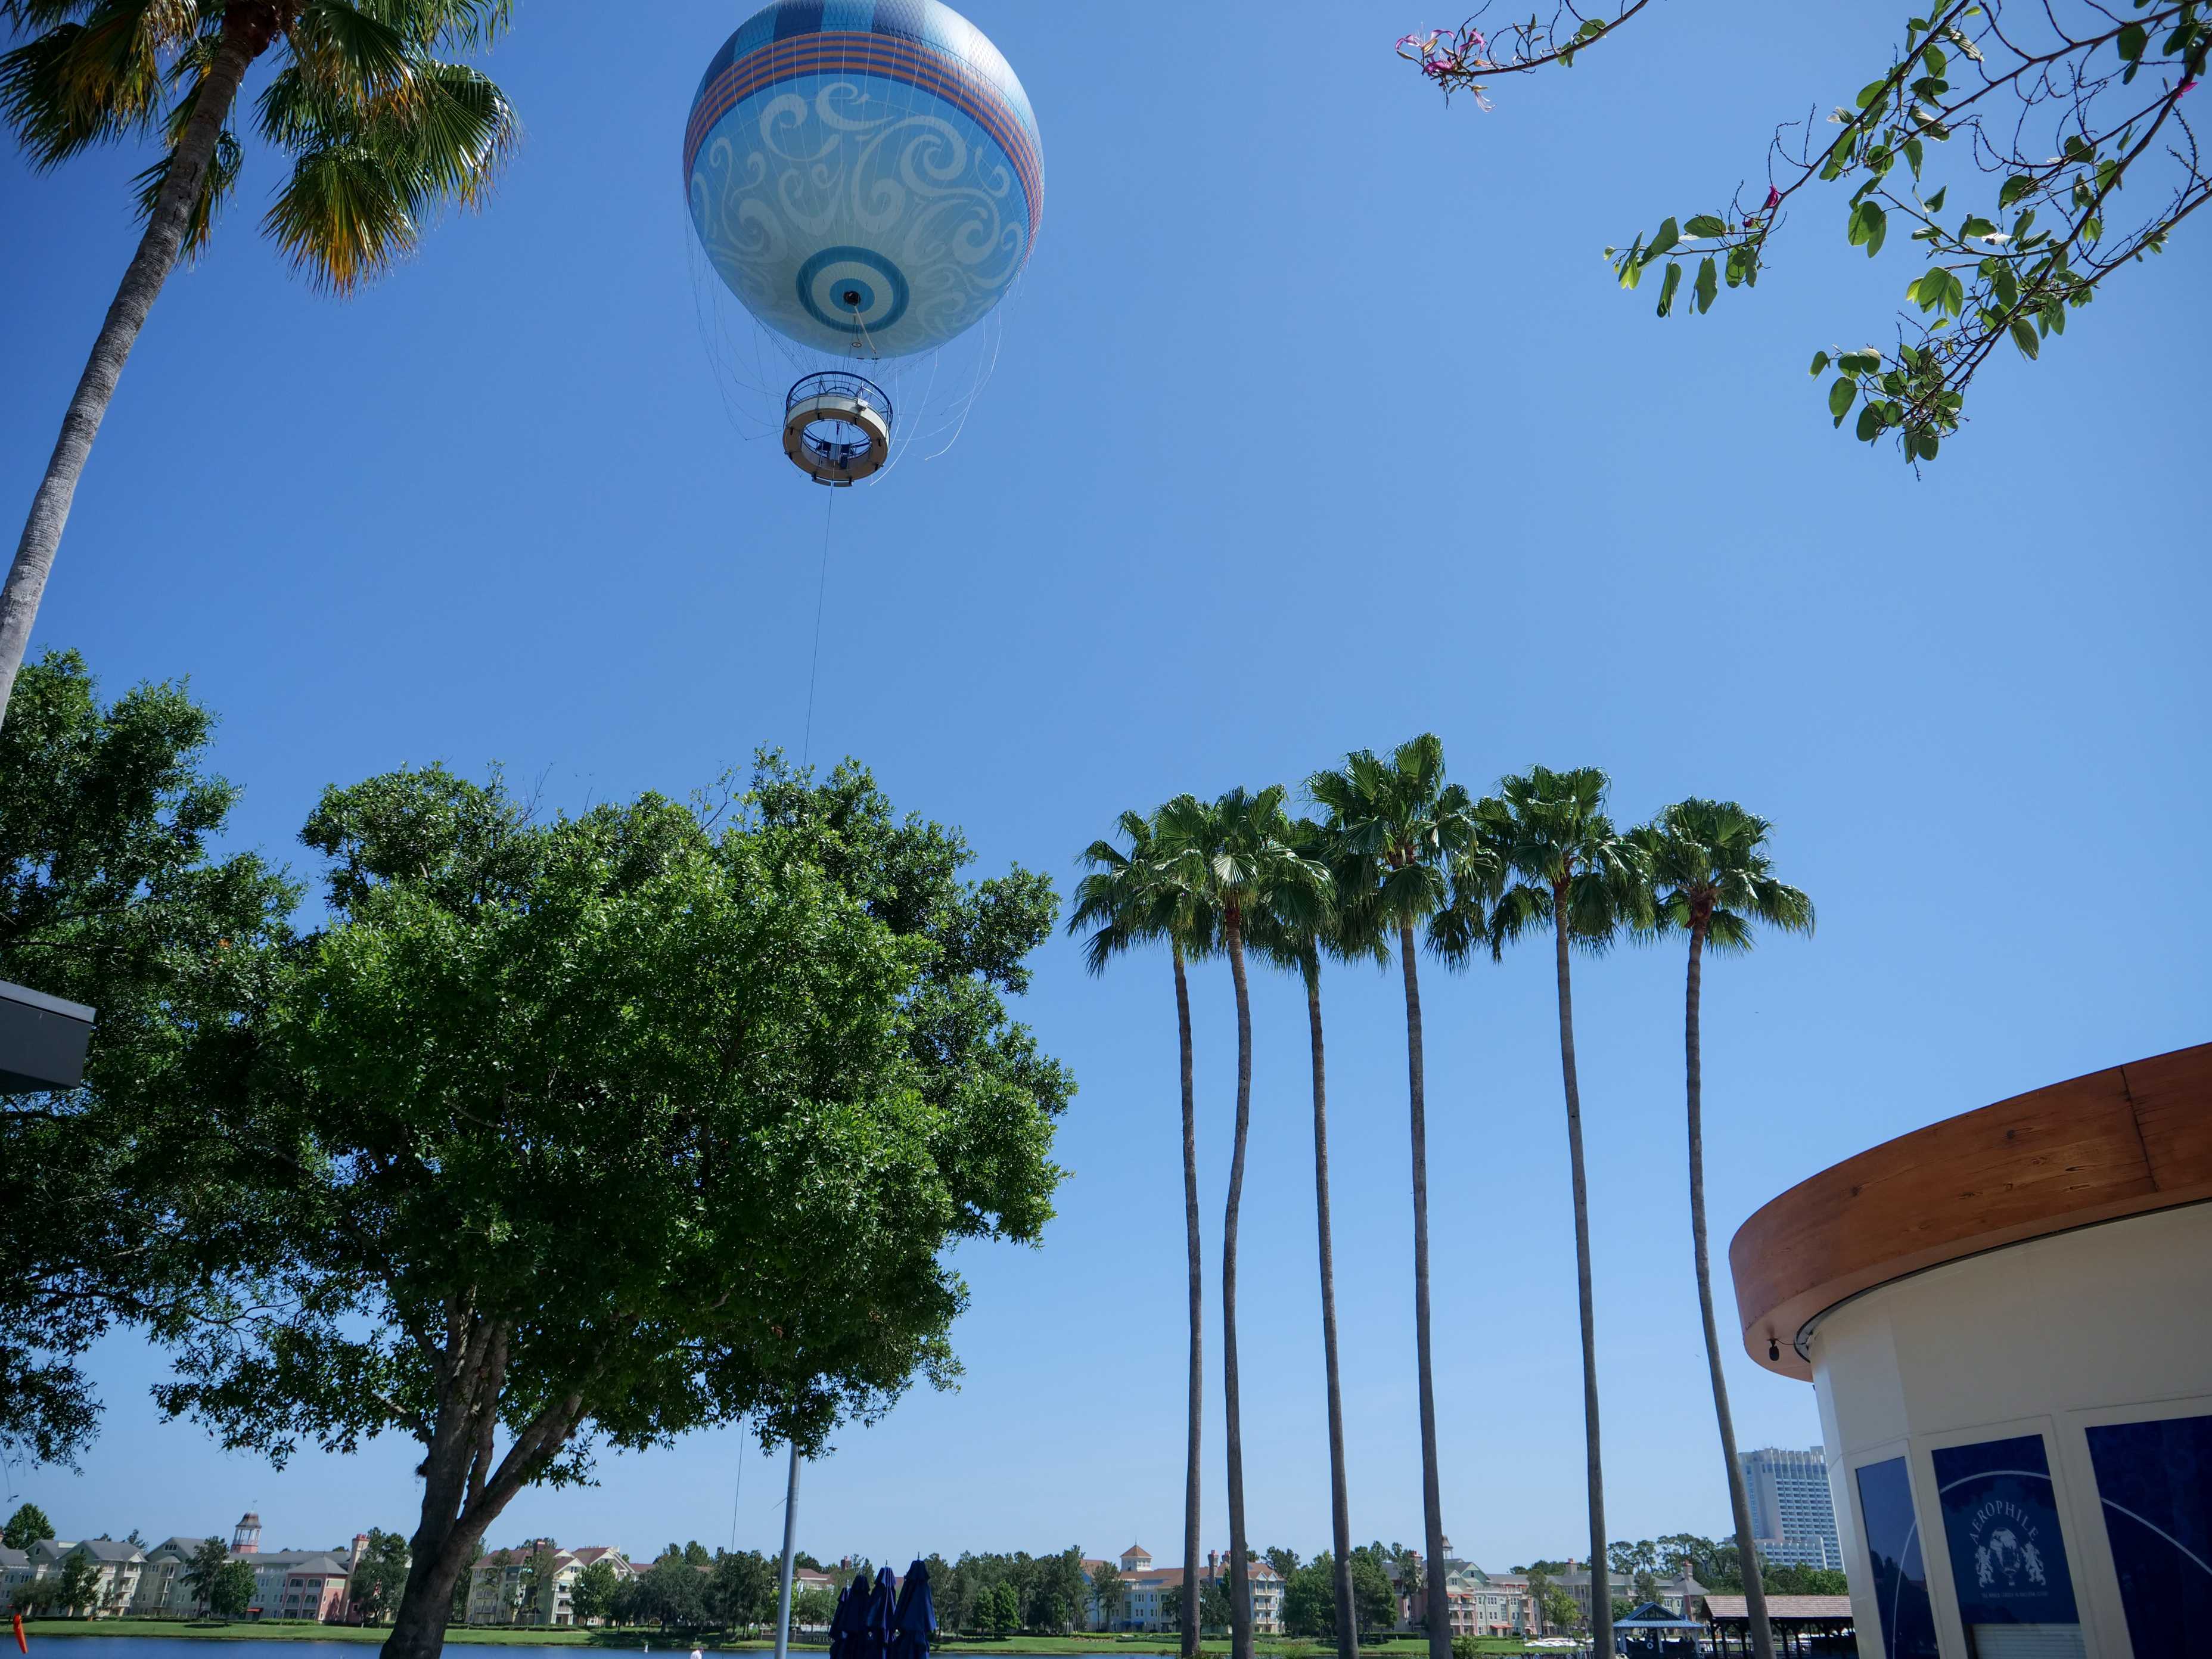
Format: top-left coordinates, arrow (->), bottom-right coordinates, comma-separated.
291,1 -> 414,101
261,138 -> 415,292
0,0 -> 187,167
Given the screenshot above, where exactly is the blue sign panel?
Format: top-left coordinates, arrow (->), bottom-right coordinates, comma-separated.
1855,1456 -> 1939,1659
1931,1434 -> 2081,1644
2086,1411 -> 2212,1653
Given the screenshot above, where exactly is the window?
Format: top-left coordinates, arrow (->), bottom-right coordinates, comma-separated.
1930,1434 -> 2083,1659
1856,1456 -> 1937,1659
2084,1411 -> 2212,1655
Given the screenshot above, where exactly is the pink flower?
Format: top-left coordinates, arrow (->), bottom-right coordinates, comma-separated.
1764,185 -> 1782,210
1464,27 -> 1487,52
2181,79 -> 2199,97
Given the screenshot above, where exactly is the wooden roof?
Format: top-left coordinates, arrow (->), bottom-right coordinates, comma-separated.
1729,1042 -> 2212,1378
1703,1595 -> 1853,1622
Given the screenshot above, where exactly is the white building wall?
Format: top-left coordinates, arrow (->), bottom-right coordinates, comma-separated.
1809,1201 -> 2212,1659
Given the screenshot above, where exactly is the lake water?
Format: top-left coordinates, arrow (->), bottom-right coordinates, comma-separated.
17,1643 -> 1089,1659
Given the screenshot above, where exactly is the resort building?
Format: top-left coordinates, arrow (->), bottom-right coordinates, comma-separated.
1739,1444 -> 1842,1570
1549,1564 -> 1706,1629
1086,1544 -> 1282,1635
16,1538 -> 146,1616
465,1541 -> 629,1625
131,1517 -> 369,1621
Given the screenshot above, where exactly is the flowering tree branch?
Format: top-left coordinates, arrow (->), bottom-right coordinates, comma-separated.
1402,2 -> 2210,463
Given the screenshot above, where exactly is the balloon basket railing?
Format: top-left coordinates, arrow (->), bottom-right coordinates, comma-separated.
783,372 -> 894,486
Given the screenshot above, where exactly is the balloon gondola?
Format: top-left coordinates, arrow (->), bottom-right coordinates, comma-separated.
685,0 -> 1043,485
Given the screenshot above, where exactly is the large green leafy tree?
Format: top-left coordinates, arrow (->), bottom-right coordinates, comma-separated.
1,1502 -> 54,1548
0,0 -> 518,729
706,1550 -> 776,1632
1086,1559 -> 1123,1631
351,1528 -> 412,1626
0,648 -> 297,1471
1155,787 -> 1326,1659
1401,4 -> 2208,462
142,756 -> 1069,1659
1478,765 -> 1651,1659
568,1557 -> 620,1627
1244,818 -> 1385,1659
182,1535 -> 232,1614
1069,810 -> 1215,1659
1306,736 -> 1485,1659
1634,800 -> 1813,1659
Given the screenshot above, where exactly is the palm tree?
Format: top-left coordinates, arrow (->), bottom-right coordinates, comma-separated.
1070,809 -> 1216,1659
1478,765 -> 1651,1659
1306,735 -> 1478,1659
0,0 -> 518,728
1157,787 -> 1326,1659
1634,800 -> 1813,1659
1245,818 -> 1385,1659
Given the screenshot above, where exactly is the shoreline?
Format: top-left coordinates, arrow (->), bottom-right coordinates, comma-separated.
13,1627 -> 1546,1656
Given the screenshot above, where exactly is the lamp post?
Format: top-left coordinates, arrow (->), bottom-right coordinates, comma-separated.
773,1442 -> 802,1659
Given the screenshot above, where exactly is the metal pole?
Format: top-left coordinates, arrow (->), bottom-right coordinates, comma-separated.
773,1441 -> 803,1659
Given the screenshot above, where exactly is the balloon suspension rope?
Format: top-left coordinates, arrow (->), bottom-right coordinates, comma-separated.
801,484 -> 834,769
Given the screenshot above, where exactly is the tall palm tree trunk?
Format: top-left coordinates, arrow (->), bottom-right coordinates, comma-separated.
1550,894 -> 1611,1659
1686,922 -> 1776,1659
1398,921 -> 1449,1659
1221,918 -> 1256,1659
0,11 -> 271,729
1305,962 -> 1357,1659
1175,946 -> 1203,1659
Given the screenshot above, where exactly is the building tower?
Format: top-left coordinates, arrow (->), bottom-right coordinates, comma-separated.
1738,1446 -> 1841,1569
232,1513 -> 262,1555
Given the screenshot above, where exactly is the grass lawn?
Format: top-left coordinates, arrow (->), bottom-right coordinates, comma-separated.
17,1627 -> 1547,1657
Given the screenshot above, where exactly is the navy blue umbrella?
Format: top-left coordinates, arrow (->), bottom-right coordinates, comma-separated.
828,1571 -> 871,1659
860,1568 -> 897,1659
891,1559 -> 936,1659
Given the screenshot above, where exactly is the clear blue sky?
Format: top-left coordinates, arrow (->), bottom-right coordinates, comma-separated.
4,0 -> 2205,1577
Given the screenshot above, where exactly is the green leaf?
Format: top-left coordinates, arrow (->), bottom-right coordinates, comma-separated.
1856,76 -> 1892,109
1809,350 -> 1832,377
1999,175 -> 2036,209
1863,203 -> 1888,256
1694,256 -> 1719,314
1657,260 -> 1683,317
1643,217 -> 1680,262
1926,185 -> 1947,213
1829,377 -> 1857,425
1918,431 -> 1940,461
1904,137 -> 1925,178
2009,318 -> 2040,359
2119,23 -> 2148,61
1684,214 -> 1728,238
1855,403 -> 1883,442
1959,216 -> 1996,238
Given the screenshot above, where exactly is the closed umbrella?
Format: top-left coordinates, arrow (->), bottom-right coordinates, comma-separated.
891,1559 -> 936,1659
830,1572 -> 871,1659
860,1567 -> 897,1659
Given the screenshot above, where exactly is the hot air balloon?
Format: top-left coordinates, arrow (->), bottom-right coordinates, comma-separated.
685,1 -> 1043,484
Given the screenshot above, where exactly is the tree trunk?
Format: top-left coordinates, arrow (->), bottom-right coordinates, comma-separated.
1397,921 -> 1450,1659
1551,891 -> 1611,1659
1306,963 -> 1357,1659
1222,917 -> 1255,1659
1174,946 -> 1204,1659
0,12 -> 268,729
378,1312 -> 585,1659
1686,921 -> 1776,1659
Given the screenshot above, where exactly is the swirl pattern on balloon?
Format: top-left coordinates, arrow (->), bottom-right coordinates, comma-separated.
685,2 -> 1043,358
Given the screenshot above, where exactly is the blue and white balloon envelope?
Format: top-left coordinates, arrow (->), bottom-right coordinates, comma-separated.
684,0 -> 1044,361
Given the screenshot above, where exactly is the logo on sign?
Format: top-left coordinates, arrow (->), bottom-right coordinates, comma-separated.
1968,1500 -> 2049,1593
